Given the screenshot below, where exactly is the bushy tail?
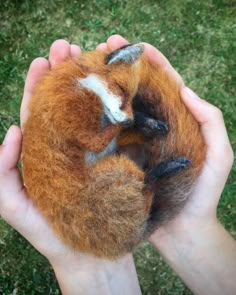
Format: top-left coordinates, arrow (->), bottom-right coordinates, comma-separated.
50,155 -> 148,259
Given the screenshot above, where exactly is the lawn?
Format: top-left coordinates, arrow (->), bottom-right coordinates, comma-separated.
0,0 -> 235,294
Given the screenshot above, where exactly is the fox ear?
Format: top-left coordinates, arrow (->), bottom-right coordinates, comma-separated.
105,43 -> 144,65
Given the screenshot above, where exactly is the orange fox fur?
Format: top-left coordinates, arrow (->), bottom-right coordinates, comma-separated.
22,44 -> 206,259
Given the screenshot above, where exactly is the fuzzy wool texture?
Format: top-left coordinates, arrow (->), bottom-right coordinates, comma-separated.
21,48 -> 206,259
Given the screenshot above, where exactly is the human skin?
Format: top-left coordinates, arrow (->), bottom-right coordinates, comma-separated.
100,35 -> 236,294
0,34 -> 235,294
0,38 -> 141,295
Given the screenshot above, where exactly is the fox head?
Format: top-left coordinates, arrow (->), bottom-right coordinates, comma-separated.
78,43 -> 144,126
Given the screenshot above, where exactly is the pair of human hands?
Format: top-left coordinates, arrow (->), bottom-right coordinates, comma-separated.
0,34 -> 233,279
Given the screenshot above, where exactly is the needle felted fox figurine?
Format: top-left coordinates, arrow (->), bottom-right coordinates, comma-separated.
21,43 -> 206,259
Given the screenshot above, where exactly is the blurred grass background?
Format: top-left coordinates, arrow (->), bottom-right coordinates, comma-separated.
0,0 -> 235,294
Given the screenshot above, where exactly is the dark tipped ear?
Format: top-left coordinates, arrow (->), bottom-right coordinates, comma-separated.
105,43 -> 144,65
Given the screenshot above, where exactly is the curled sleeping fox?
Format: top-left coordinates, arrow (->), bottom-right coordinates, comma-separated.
21,44 -> 206,259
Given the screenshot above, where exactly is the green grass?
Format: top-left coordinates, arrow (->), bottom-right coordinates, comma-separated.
0,0 -> 235,294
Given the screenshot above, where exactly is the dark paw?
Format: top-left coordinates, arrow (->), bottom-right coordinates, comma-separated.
144,157 -> 191,184
134,111 -> 168,137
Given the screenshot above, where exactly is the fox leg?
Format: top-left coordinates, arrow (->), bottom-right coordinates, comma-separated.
132,91 -> 168,137
77,124 -> 121,153
141,157 -> 190,212
134,111 -> 168,137
142,157 -> 192,236
144,157 -> 191,184
117,110 -> 168,169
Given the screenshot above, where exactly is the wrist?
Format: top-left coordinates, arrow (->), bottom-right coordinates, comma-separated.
150,219 -> 236,295
50,253 -> 141,295
149,215 -> 219,251
52,261 -> 114,295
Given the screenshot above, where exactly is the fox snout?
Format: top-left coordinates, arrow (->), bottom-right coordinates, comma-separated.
121,104 -> 134,126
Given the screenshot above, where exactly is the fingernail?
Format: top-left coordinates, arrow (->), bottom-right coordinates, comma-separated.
70,44 -> 81,57
2,127 -> 13,145
184,87 -> 200,100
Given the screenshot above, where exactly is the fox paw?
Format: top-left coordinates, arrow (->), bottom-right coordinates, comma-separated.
134,111 -> 168,137
144,157 -> 191,184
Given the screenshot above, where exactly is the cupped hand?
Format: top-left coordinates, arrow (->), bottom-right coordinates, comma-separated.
104,36 -> 236,295
102,34 -> 233,243
0,40 -> 87,266
0,38 -> 142,295
0,39 -> 130,266
150,86 -> 234,247
0,33 -> 233,281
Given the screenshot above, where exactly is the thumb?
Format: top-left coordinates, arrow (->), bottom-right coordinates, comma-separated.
0,126 -> 27,224
181,87 -> 233,174
0,126 -> 25,198
0,125 -> 22,174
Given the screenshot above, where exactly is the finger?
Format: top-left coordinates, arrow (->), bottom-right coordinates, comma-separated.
106,35 -> 169,68
106,36 -> 183,85
21,58 -> 49,128
181,87 -> 233,170
70,44 -> 82,57
49,39 -> 71,68
142,42 -> 184,85
142,42 -> 171,68
96,43 -> 108,51
106,34 -> 129,50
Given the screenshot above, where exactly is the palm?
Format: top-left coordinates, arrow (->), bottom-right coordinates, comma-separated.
0,40 -> 85,263
1,35 -> 232,263
0,38 -> 138,266
149,91 -> 233,242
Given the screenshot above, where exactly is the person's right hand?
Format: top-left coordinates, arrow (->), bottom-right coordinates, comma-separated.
103,34 -> 234,239
150,87 -> 234,244
104,35 -> 236,295
149,84 -> 235,295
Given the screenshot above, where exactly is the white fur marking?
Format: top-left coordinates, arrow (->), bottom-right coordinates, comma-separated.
79,75 -> 127,124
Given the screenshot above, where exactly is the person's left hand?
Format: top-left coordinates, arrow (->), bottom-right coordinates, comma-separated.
0,40 -> 85,266
0,38 -> 141,295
